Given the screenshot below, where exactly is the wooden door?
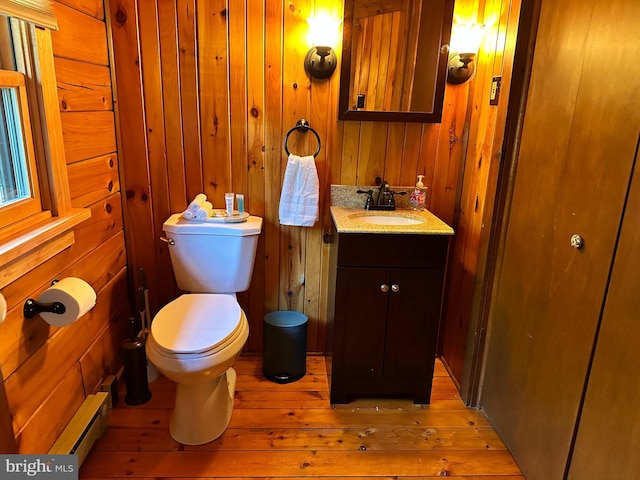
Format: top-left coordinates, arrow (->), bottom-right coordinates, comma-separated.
481,0 -> 640,478
567,135 -> 640,479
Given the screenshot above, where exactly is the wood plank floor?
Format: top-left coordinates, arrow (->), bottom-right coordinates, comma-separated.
80,355 -> 524,479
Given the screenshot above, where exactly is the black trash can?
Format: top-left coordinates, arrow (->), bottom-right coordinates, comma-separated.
263,311 -> 308,383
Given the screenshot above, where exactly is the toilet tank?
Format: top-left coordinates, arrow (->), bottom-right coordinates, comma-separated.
163,213 -> 263,293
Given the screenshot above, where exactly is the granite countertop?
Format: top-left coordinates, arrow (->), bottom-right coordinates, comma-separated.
330,206 -> 454,235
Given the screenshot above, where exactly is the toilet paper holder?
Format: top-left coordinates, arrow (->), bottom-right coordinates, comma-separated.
23,279 -> 66,319
23,298 -> 66,319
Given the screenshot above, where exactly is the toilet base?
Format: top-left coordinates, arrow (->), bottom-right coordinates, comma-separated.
169,367 -> 237,445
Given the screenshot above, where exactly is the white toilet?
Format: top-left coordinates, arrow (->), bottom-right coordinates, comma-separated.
146,213 -> 262,445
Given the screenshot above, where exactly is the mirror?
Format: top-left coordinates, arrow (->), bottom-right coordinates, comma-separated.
338,0 -> 454,123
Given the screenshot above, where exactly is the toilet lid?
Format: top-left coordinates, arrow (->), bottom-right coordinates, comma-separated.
151,294 -> 243,354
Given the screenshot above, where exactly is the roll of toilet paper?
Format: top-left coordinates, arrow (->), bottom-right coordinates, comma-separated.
37,277 -> 97,327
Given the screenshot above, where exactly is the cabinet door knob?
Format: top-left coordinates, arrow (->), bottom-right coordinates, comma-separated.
570,233 -> 584,249
391,284 -> 400,293
380,284 -> 389,293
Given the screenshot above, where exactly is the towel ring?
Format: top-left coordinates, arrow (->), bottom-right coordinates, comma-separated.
283,119 -> 321,158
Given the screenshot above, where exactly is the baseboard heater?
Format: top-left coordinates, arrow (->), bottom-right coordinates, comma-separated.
48,391 -> 111,467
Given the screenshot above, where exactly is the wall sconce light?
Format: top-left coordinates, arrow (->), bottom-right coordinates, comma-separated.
304,15 -> 341,79
447,24 -> 486,84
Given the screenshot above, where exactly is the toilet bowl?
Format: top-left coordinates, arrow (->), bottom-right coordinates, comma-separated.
146,293 -> 249,445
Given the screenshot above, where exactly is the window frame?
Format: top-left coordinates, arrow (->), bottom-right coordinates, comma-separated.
0,19 -> 90,288
0,68 -> 43,224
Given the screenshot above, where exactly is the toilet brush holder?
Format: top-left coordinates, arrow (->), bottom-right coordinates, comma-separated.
121,334 -> 152,405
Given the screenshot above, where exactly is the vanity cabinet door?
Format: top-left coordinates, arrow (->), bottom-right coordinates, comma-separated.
384,268 -> 444,381
332,266 -> 388,379
331,265 -> 445,404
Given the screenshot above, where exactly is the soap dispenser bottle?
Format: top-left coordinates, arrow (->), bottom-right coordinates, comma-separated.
410,175 -> 427,211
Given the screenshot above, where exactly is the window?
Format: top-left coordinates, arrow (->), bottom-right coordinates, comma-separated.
0,60 -> 42,226
0,3 -> 90,288
0,72 -> 34,206
0,76 -> 32,207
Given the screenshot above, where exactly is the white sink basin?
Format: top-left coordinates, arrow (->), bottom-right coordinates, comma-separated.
356,215 -> 424,226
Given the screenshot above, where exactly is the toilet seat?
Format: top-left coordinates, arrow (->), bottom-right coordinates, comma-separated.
151,294 -> 244,359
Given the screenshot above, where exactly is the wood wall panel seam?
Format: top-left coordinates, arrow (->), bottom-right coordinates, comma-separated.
52,2 -> 109,66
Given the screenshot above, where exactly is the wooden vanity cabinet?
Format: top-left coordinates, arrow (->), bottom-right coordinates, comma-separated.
327,231 -> 449,404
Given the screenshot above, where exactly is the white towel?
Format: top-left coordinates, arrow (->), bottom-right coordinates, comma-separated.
187,193 -> 207,212
182,193 -> 207,220
279,154 -> 319,227
194,201 -> 213,220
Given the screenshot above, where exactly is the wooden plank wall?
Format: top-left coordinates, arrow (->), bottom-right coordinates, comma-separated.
352,10 -> 406,112
439,0 -> 523,387
108,0 -> 514,361
0,0 -> 129,453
